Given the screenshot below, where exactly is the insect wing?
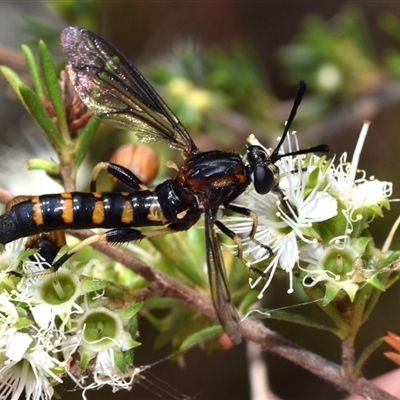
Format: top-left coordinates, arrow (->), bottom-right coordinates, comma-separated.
61,27 -> 198,157
204,206 -> 242,345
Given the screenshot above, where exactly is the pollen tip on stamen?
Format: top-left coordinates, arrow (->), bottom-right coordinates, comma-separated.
257,293 -> 264,299
287,288 -> 294,294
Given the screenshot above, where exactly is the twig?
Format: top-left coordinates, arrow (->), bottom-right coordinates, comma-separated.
67,228 -> 396,399
0,189 -> 395,398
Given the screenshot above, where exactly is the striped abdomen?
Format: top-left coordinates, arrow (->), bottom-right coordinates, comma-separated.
0,183 -> 188,245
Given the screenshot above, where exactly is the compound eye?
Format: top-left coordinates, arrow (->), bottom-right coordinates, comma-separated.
253,165 -> 274,195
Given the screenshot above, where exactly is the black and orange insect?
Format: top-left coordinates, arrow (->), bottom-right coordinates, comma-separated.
0,27 -> 328,344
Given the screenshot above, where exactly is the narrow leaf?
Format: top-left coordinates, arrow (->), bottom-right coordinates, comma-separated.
0,66 -> 25,104
352,337 -> 384,379
179,325 -> 223,350
19,84 -> 64,149
119,302 -> 143,320
21,44 -> 45,97
27,158 -> 60,176
258,308 -> 340,333
38,40 -> 69,139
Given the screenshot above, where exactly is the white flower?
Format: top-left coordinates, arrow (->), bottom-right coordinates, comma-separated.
18,269 -> 84,331
74,348 -> 141,400
92,349 -> 138,390
225,122 -> 394,302
0,238 -> 27,271
330,121 -> 392,230
0,334 -> 63,400
0,237 -> 142,399
226,133 -> 337,298
0,291 -> 20,338
62,305 -> 142,399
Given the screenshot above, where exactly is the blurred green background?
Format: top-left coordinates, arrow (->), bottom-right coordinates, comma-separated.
1,1 -> 400,399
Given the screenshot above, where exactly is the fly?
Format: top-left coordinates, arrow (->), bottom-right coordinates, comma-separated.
0,27 -> 328,344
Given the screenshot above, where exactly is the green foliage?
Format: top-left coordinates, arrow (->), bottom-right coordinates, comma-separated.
278,5 -> 381,99
3,4 -> 400,397
1,41 -> 99,182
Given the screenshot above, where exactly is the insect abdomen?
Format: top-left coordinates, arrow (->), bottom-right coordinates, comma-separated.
0,191 -> 166,245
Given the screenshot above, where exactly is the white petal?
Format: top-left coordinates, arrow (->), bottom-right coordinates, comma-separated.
278,233 -> 298,272
302,192 -> 337,221
31,303 -> 52,329
6,332 -> 33,361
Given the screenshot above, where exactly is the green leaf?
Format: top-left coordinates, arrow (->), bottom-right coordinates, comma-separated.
352,337 -> 384,379
119,302 -> 143,320
179,325 -> 223,350
27,158 -> 61,176
80,279 -> 108,293
19,84 -> 65,150
306,166 -> 321,188
113,348 -> 127,373
256,308 -> 339,333
15,317 -> 33,330
239,287 -> 260,312
299,225 -> 321,241
17,248 -> 37,262
303,284 -> 347,336
365,203 -> 384,218
352,237 -> 372,253
382,251 -> 400,268
21,44 -> 45,97
367,275 -> 385,291
0,66 -> 26,104
38,40 -> 69,139
123,348 -> 134,367
79,349 -> 93,369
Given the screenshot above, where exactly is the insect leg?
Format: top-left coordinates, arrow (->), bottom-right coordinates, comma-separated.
224,203 -> 273,257
20,226 -> 180,277
90,161 -> 149,192
214,220 -> 248,266
214,219 -> 270,280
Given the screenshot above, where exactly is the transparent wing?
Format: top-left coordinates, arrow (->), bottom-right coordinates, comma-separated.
61,27 -> 198,157
204,205 -> 242,345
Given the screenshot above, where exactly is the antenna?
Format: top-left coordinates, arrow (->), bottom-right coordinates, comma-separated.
270,80 -> 328,162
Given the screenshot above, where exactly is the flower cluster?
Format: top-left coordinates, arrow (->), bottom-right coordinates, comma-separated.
226,122 -> 393,303
0,240 -> 142,400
